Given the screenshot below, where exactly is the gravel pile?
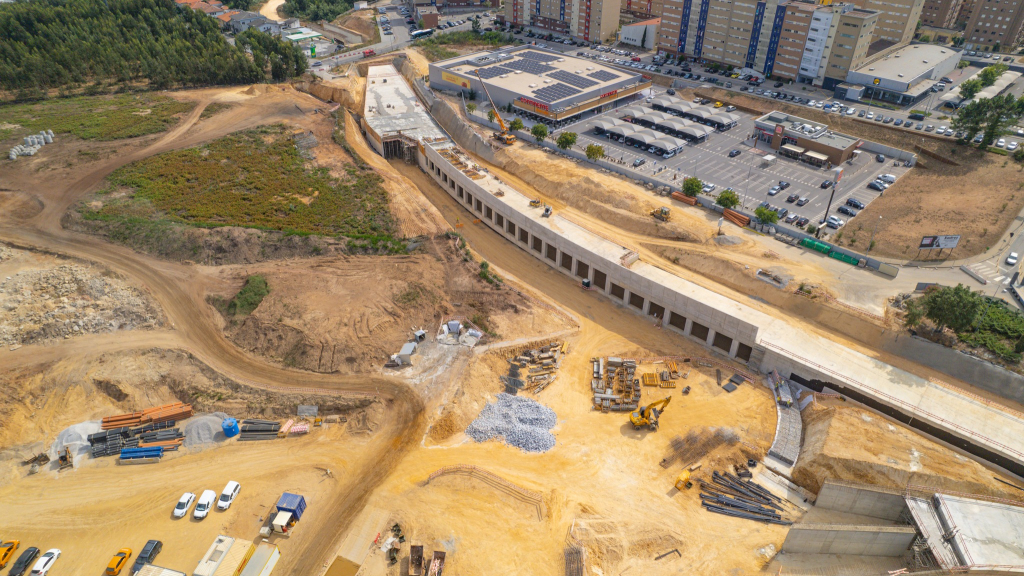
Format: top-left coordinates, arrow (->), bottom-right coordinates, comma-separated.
50,420 -> 103,468
183,412 -> 231,449
466,393 -> 557,453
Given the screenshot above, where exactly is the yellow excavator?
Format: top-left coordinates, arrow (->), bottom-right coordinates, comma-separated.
630,396 -> 672,431
475,70 -> 517,145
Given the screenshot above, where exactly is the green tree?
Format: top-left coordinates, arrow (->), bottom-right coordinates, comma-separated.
509,118 -> 524,131
903,299 -> 925,328
755,206 -> 779,224
556,131 -> 577,150
979,63 -> 1009,87
472,18 -> 481,33
682,177 -> 702,197
952,98 -> 991,143
716,189 -> 740,209
531,123 -> 548,143
585,144 -> 605,162
487,109 -> 496,122
958,78 -> 983,100
418,19 -> 425,29
921,284 -> 983,332
1014,147 -> 1024,163
467,103 -> 477,114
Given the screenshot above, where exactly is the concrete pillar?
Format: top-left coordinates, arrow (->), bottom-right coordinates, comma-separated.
705,329 -> 716,348
729,339 -> 740,359
683,318 -> 693,336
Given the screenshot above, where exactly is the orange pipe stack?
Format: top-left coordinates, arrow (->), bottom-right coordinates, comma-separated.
101,402 -> 195,430
723,208 -> 750,227
670,192 -> 698,205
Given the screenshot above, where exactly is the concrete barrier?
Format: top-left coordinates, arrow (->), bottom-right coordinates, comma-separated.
782,524 -> 917,556
815,480 -> 908,519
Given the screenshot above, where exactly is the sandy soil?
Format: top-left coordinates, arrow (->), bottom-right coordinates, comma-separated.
259,0 -> 285,21
695,86 -> 1024,260
335,10 -> 376,43
794,400 -> 1024,499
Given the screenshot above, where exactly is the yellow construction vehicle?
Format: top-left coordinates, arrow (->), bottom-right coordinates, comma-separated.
529,199 -> 542,207
475,70 -> 517,145
651,206 -> 671,222
630,396 -> 671,431
674,470 -> 693,490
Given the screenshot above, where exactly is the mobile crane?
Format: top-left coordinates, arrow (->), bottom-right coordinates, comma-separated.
475,70 -> 517,145
630,396 -> 672,431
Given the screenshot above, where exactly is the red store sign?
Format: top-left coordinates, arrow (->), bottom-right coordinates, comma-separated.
519,97 -> 550,111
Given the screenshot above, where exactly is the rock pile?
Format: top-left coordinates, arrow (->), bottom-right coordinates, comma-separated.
0,264 -> 163,346
466,393 -> 557,453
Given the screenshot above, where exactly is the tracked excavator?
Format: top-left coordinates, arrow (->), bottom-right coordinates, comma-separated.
630,396 -> 671,431
475,70 -> 517,145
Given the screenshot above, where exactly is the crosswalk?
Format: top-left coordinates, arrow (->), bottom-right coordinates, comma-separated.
969,261 -> 1017,285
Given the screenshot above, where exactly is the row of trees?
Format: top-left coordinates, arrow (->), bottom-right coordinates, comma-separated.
951,93 -> 1024,147
281,0 -> 351,24
0,0 -> 305,96
957,63 -> 1009,100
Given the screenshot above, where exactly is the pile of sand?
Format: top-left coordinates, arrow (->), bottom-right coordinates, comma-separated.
183,412 -> 231,449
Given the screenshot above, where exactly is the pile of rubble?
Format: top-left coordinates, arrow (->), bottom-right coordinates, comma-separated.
466,393 -> 558,453
0,264 -> 164,346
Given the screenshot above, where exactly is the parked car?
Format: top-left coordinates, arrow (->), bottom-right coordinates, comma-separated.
1008,141 -> 1019,151
778,180 -> 791,190
173,492 -> 196,518
194,490 -> 216,519
702,183 -> 717,193
633,158 -> 646,167
826,216 -> 845,229
29,549 -> 60,576
875,154 -> 886,162
785,213 -> 799,223
820,179 -> 834,189
846,198 -> 866,209
796,217 -> 810,227
218,481 -> 241,510
131,541 -> 162,575
768,185 -> 781,196
838,205 -> 858,217
8,548 -> 39,576
868,180 -> 886,191
997,138 -> 1007,147
106,549 -> 132,576
0,541 -> 19,569
776,207 -> 789,218
894,118 -> 903,126
858,109 -> 866,117
786,193 -> 799,203
796,197 -> 809,206
728,149 -> 741,158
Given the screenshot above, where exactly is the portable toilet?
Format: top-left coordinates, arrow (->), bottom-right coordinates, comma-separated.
222,418 -> 240,438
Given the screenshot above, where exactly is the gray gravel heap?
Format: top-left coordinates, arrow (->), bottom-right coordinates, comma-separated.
466,393 -> 557,453
183,412 -> 231,449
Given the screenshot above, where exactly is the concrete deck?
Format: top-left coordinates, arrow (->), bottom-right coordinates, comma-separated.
363,64 -> 446,146
936,494 -> 1024,572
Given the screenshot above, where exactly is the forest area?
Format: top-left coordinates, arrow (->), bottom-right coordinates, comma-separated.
0,0 -> 307,100
282,0 -> 352,26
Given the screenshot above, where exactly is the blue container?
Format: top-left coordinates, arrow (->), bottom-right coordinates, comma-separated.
222,417 -> 240,438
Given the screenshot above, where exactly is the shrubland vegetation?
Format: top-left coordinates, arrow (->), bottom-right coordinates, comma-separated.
283,0 -> 351,24
906,284 -> 1024,363
0,93 -> 194,140
228,275 -> 270,315
0,0 -> 306,99
414,31 -> 514,61
80,125 -> 395,238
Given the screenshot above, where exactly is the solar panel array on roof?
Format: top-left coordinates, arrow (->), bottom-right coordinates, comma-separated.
587,69 -> 619,82
518,50 -> 562,63
533,82 -> 581,103
548,70 -> 598,89
476,66 -> 513,80
503,58 -> 557,74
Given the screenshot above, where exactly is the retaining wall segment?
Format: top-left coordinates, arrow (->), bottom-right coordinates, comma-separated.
782,524 -> 917,556
815,480 -> 908,520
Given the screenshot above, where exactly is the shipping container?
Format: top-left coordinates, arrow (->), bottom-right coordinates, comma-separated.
136,566 -> 187,576
238,543 -> 279,576
275,493 -> 306,520
193,535 -> 236,576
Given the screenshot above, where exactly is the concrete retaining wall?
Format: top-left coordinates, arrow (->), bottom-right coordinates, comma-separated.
783,524 -> 917,556
815,480 -> 908,519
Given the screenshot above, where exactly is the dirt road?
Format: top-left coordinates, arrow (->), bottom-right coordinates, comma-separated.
0,85 -> 426,576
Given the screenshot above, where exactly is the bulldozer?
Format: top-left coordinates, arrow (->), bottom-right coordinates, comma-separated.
529,199 -> 542,207
630,396 -> 671,431
651,206 -> 671,222
475,70 -> 517,145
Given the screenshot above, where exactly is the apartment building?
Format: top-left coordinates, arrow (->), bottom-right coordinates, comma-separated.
920,0 -> 963,28
504,0 -> 622,42
843,0 -> 924,47
963,0 -> 1024,51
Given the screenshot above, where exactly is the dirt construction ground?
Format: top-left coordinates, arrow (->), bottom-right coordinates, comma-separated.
3,62 -> 1024,576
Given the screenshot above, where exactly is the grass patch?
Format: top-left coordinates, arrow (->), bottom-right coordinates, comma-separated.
199,102 -> 234,120
0,93 -> 195,141
228,275 -> 270,315
81,124 -> 395,237
415,31 -> 513,62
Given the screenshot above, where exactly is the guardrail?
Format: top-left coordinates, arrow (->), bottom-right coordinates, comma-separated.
427,464 -> 544,519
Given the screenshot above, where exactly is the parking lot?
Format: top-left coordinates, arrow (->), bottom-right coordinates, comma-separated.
559,88 -> 913,229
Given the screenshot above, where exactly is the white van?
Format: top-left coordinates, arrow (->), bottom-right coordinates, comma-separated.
878,174 -> 896,184
194,490 -> 217,519
217,481 -> 241,510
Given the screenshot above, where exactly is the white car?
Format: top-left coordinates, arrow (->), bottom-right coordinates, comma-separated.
194,490 -> 217,519
996,138 -> 1006,148
173,492 -> 196,518
1008,141 -> 1019,151
217,481 -> 241,510
30,549 -> 61,576
1007,252 -> 1019,266
936,126 -> 946,135
846,108 -> 856,115
866,112 -> 875,119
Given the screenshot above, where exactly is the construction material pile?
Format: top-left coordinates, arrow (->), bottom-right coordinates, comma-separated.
50,420 -> 103,468
89,420 -> 183,458
591,357 -> 640,412
9,130 -> 53,160
183,412 -> 231,448
466,393 -> 557,452
239,419 -> 281,441
501,341 -> 566,395
101,402 -> 194,430
699,471 -> 793,525
119,446 -> 165,464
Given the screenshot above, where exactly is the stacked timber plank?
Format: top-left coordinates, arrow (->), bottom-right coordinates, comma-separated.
101,402 -> 194,430
239,419 -> 281,441
592,357 -> 640,412
699,471 -> 792,525
503,341 -> 565,395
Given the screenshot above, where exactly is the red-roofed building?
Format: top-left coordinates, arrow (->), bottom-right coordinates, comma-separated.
193,2 -> 228,16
